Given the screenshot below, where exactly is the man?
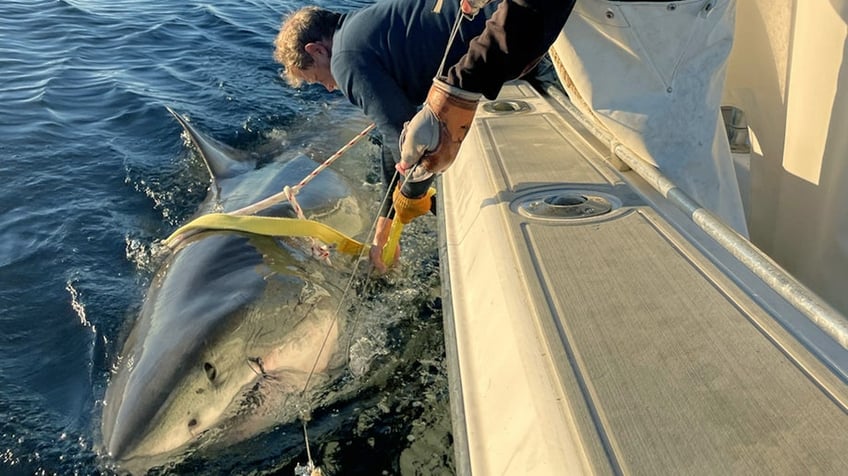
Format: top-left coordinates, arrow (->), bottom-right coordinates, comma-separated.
274,0 -> 497,271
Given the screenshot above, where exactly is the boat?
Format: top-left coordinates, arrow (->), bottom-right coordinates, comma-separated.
436,2 -> 848,474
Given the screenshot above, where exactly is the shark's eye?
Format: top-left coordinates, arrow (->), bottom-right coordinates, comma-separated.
188,418 -> 198,428
204,362 -> 217,382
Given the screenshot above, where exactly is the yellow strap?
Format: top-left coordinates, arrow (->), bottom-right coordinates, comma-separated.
164,213 -> 368,256
380,218 -> 404,268
381,186 -> 436,267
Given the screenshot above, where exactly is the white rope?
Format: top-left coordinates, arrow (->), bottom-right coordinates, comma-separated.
436,12 -> 465,78
275,134 -> 383,474
233,123 -> 376,217
288,141 -> 400,476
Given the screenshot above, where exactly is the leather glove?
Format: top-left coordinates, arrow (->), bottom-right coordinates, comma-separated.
398,78 -> 480,177
392,185 -> 436,224
460,0 -> 493,17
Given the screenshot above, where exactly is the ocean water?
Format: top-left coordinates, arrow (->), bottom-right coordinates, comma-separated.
0,0 -> 452,474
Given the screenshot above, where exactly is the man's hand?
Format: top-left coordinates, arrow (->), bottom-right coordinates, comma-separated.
460,0 -> 493,17
369,187 -> 436,273
399,78 -> 480,177
369,216 -> 399,274
397,106 -> 440,177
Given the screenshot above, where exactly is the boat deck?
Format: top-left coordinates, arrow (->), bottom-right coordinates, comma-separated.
437,81 -> 848,475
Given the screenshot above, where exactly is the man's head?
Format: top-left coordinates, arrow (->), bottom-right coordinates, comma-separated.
274,7 -> 340,92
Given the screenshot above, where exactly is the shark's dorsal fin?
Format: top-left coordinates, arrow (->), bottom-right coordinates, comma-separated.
166,106 -> 256,180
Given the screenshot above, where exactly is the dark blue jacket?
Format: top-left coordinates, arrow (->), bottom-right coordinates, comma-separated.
331,0 -> 494,171
448,0 -> 575,98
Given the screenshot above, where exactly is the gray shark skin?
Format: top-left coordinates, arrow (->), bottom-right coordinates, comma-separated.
100,108 -> 367,472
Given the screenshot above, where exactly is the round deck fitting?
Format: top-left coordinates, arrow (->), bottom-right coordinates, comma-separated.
517,191 -> 616,221
482,100 -> 532,114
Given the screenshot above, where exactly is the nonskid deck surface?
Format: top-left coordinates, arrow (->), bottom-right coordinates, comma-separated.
438,81 -> 848,475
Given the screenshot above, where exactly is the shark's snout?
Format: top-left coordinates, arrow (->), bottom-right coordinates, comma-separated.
105,427 -> 132,462
102,391 -> 157,462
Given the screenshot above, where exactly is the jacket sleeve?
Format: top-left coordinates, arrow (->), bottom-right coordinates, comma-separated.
446,0 -> 576,99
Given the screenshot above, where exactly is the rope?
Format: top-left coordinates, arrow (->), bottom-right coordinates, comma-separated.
436,12 -> 465,78
279,133 -> 395,476
273,15 -> 462,463
298,175 -> 397,393
284,185 -> 332,265
292,179 -> 398,475
293,419 -> 321,476
232,123 -> 376,217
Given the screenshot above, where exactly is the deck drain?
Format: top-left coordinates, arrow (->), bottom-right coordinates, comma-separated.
482,100 -> 531,114
518,192 -> 613,220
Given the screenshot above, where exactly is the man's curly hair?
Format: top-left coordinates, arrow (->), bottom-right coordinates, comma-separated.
273,7 -> 340,87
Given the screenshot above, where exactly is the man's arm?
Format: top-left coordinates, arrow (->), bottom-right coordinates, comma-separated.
397,0 -> 576,192
332,51 -> 419,271
448,0 -> 575,99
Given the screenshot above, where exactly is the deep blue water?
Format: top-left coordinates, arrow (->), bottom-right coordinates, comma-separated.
0,1 -> 451,474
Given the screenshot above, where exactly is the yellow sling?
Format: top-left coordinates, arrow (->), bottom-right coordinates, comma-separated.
164,213 -> 368,256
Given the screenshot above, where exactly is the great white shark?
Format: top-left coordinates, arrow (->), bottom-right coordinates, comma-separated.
100,108 -> 369,471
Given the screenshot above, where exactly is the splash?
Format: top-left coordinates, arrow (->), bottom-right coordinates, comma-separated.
124,234 -> 165,275
65,279 -> 96,333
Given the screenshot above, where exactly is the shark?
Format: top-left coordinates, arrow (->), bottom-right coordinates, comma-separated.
100,108 -> 370,472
